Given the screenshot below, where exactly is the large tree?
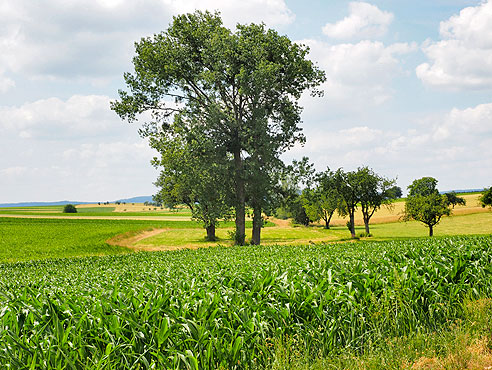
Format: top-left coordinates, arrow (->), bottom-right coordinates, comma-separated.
357,167 -> 397,234
404,177 -> 451,236
111,11 -> 325,245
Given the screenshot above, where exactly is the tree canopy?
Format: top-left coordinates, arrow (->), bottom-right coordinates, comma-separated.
480,187 -> 492,208
301,168 -> 342,229
356,167 -> 397,235
404,177 -> 451,236
112,11 -> 325,245
443,191 -> 466,208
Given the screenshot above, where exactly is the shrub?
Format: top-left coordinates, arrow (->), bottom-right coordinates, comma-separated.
63,204 -> 77,213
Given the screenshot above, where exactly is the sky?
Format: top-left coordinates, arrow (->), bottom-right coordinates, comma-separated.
1,0 -> 491,203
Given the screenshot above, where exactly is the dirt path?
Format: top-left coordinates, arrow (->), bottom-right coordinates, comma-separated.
106,228 -> 169,250
269,218 -> 290,227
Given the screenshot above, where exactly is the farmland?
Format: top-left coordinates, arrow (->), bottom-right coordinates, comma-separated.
1,235 -> 492,368
1,201 -> 492,368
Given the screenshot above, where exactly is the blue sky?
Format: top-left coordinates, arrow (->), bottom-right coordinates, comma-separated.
1,0 -> 491,202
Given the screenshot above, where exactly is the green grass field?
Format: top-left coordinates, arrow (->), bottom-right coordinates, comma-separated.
0,217 -> 272,262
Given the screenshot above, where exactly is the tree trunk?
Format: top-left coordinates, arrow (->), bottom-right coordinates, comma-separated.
324,211 -> 334,229
350,212 -> 356,238
429,224 -> 433,237
233,150 -> 246,245
206,224 -> 216,241
251,205 -> 262,245
364,218 -> 370,234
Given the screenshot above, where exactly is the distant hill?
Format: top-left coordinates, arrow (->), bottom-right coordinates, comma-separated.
114,196 -> 153,204
441,188 -> 484,194
0,195 -> 154,208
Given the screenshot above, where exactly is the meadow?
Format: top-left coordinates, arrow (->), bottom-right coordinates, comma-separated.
0,217 -> 262,262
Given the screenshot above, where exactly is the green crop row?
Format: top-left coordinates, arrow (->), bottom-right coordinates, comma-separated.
1,236 -> 491,369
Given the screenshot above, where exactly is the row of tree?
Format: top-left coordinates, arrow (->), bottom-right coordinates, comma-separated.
286,172 -> 490,238
279,159 -> 401,237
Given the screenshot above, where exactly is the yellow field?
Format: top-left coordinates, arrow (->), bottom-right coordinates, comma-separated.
326,193 -> 485,226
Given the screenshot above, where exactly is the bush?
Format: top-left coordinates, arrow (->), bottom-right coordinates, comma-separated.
63,204 -> 77,213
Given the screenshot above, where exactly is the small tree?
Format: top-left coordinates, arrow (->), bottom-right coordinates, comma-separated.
301,169 -> 342,229
404,177 -> 451,236
444,191 -> 466,208
334,169 -> 360,238
386,186 -> 402,199
63,204 -> 77,213
479,187 -> 492,208
277,158 -> 313,227
357,167 -> 397,234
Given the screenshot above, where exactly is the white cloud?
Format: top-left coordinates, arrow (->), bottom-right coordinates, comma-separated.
299,39 -> 416,111
294,102 -> 492,191
0,166 -> 28,178
0,95 -> 126,139
322,2 -> 393,40
165,0 -> 295,28
0,0 -> 294,83
0,72 -> 15,93
417,1 -> 492,89
0,92 -> 162,203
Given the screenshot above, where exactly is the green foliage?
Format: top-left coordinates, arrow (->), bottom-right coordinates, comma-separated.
444,191 -> 466,208
355,167 -> 397,234
480,187 -> 492,208
405,177 -> 451,236
301,168 -> 342,229
277,161 -> 312,226
63,204 -> 77,213
290,200 -> 311,226
386,185 -> 402,199
1,236 -> 492,368
151,115 -> 233,241
111,11 -> 325,245
407,177 -> 439,197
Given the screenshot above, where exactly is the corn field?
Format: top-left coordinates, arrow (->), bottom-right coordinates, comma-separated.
1,236 -> 491,369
